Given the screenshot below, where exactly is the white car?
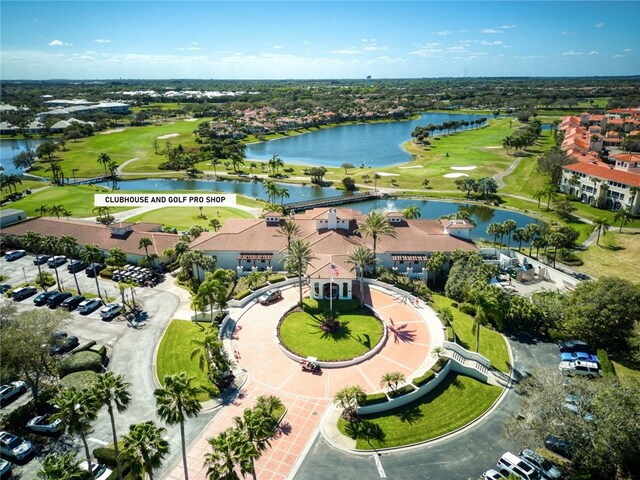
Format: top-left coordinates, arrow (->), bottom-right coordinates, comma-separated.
559,359 -> 601,378
79,461 -> 112,480
0,381 -> 28,405
483,469 -> 507,480
0,458 -> 12,477
0,431 -> 33,461
519,449 -> 563,479
26,414 -> 63,434
100,303 -> 123,320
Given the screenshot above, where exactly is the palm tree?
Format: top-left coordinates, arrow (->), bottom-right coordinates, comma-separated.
138,237 -> 153,257
503,219 -> 517,250
277,186 -> 290,206
42,235 -> 63,290
190,327 -> 232,390
591,217 -> 611,246
512,227 -> 527,252
525,223 -> 541,256
426,251 -> 446,286
263,180 -> 278,204
80,244 -> 105,300
155,373 -> 203,480
22,231 -> 47,290
121,421 -> 170,480
333,385 -> 366,422
347,246 -> 375,307
278,220 -> 301,250
402,205 -> 421,220
59,235 -> 82,295
107,247 -> 128,272
486,223 -> 501,247
233,408 -> 275,478
97,152 -> 111,176
254,395 -> 284,418
470,289 -> 500,352
532,188 -> 545,209
94,373 -> 131,480
380,371 -> 405,393
209,218 -> 222,232
373,173 -> 381,193
53,388 -> 100,480
613,207 -> 632,232
205,427 -> 259,480
285,239 -> 317,307
629,186 -> 639,209
37,452 -> 84,480
36,204 -> 50,217
356,210 -> 396,261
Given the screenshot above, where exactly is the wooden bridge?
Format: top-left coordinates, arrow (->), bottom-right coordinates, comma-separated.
66,175 -> 113,186
283,191 -> 386,213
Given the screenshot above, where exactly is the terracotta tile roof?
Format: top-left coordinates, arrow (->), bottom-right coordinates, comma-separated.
563,163 -> 640,187
1,218 -> 180,256
308,255 -> 355,279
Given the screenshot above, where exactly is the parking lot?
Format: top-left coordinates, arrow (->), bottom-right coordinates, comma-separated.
1,252 -> 216,480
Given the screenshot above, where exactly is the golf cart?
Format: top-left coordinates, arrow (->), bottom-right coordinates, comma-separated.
300,356 -> 320,372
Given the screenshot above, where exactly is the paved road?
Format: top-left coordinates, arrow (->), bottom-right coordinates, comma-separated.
294,333 -> 559,480
0,253 -> 220,479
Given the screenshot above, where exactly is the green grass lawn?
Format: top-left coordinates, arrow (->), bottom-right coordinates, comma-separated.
338,372 -> 501,449
28,118 -> 211,179
432,295 -> 510,373
573,232 -> 640,284
278,311 -> 384,361
156,319 -> 213,401
611,360 -> 640,383
126,206 -> 255,231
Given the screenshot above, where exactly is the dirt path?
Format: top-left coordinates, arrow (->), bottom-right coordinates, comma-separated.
493,155 -> 521,188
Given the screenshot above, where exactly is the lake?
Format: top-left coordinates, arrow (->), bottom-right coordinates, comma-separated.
105,178 -> 545,243
245,112 -> 486,168
0,138 -> 53,175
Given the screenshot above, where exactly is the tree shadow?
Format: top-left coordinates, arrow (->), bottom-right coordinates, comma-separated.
276,421 -> 292,436
344,420 -> 386,445
387,323 -> 417,344
397,406 -> 424,425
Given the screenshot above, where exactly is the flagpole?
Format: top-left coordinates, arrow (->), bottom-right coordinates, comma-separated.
329,255 -> 333,313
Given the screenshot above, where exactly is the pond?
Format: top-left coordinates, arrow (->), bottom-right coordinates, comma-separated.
0,138 -> 53,175
245,112 -> 486,168
106,178 -> 546,243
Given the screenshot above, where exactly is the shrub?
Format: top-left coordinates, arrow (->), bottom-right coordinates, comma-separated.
412,369 -> 436,387
387,384 -> 415,398
268,275 -> 286,283
99,268 -> 113,279
360,392 -> 388,406
283,167 -> 294,173
93,447 -> 118,468
97,346 -> 107,358
302,298 -> 360,314
59,370 -> 99,390
253,281 -> 268,291
394,282 -> 415,293
458,303 -> 477,316
597,349 -> 615,377
60,351 -> 103,377
432,357 -> 448,373
74,340 -> 98,353
233,289 -> 252,300
35,272 -> 56,287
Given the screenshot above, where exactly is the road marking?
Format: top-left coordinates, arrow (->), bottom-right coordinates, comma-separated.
373,453 -> 386,478
89,437 -> 108,446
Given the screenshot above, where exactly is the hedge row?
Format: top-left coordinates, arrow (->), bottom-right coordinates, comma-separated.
412,369 -> 436,387
597,349 -> 616,377
59,370 -> 100,390
59,351 -> 103,377
268,275 -> 286,283
232,289 -> 252,300
360,392 -> 388,406
388,384 -> 416,399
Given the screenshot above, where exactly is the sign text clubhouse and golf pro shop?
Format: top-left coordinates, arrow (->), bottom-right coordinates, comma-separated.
94,194 -> 237,207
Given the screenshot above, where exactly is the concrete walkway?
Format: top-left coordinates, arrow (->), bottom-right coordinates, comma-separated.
164,284 -> 444,480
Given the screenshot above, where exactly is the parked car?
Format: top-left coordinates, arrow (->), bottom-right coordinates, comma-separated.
564,395 -> 594,422
50,336 -> 79,355
544,435 -> 573,459
0,431 -> 33,461
26,414 -> 62,434
0,285 -> 10,294
0,381 -> 28,405
483,469 -> 508,480
496,452 -> 541,480
78,298 -> 103,315
100,303 -> 123,320
79,461 -> 112,480
0,458 -> 12,478
519,449 -> 562,479
560,351 -> 599,364
47,256 -> 66,268
558,340 -> 592,354
33,254 -> 50,265
47,291 -> 72,308
559,360 -> 601,378
12,286 -> 37,301
86,263 -> 105,277
67,259 -> 87,273
33,291 -> 56,306
61,294 -> 86,311
4,250 -> 26,261
258,288 -> 282,305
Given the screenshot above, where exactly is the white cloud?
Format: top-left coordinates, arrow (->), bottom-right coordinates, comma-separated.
498,25 -> 516,29
272,45 -> 283,49
612,54 -> 625,58
560,31 -> 574,35
588,51 -> 599,56
94,39 -> 111,44
595,22 -> 605,28
624,48 -> 632,52
482,29 -> 500,34
331,48 -> 360,55
361,39 -> 387,51
177,46 -> 202,51
562,50 -> 585,56
482,25 -> 516,34
48,39 -> 71,46
481,40 -> 503,46
85,50 -> 97,55
437,30 -> 452,36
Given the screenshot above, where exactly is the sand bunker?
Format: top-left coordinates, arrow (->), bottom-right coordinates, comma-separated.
443,173 -> 469,178
450,166 -> 477,171
99,128 -> 125,135
398,166 -> 423,169
375,172 -> 400,177
157,133 -> 180,140
184,118 -> 199,122
485,146 -> 502,149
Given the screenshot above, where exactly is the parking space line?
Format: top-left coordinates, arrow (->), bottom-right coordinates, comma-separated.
374,453 -> 386,478
88,437 -> 108,446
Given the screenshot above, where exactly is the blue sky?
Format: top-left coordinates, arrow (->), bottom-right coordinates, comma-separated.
1,1 -> 639,79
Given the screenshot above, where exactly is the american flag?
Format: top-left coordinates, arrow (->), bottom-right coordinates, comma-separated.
330,263 -> 339,277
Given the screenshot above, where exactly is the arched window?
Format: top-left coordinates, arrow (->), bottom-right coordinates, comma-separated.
314,282 -> 319,296
342,282 -> 348,298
